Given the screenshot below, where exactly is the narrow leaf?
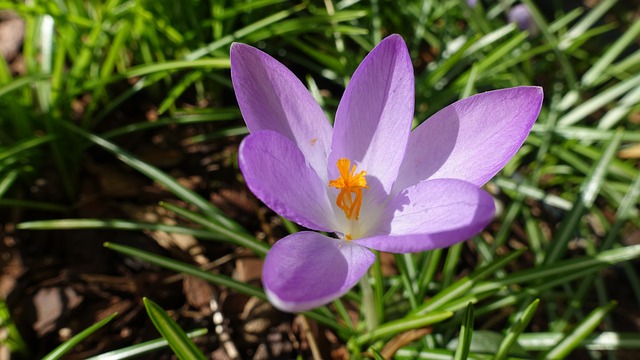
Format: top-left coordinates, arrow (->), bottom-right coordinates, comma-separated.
453,303 -> 475,360
41,313 -> 118,360
544,302 -> 617,359
143,298 -> 207,360
494,299 -> 540,360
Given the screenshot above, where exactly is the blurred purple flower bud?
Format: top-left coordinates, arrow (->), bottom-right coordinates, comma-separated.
509,4 -> 538,35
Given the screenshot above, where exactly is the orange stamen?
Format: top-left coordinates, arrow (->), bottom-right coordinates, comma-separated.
329,158 -> 368,221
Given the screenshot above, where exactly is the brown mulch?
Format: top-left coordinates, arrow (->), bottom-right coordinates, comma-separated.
0,12 -> 328,354
0,122 -> 340,358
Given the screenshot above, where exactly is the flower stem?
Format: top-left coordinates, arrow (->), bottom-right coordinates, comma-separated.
359,273 -> 378,332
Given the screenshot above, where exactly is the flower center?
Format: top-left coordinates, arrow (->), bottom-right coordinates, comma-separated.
328,158 -> 368,222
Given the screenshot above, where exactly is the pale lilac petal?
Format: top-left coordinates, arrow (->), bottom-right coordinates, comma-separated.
239,131 -> 337,231
263,231 -> 375,312
329,34 -> 414,194
354,179 -> 495,253
231,43 -> 333,181
394,86 -> 543,191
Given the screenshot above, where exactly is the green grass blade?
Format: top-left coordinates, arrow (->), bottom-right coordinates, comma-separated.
0,298 -> 27,356
555,169 -> 640,331
396,347 -> 526,360
532,125 -> 640,142
558,74 -> 640,127
157,70 -> 203,115
82,20 -> 133,120
519,332 -> 640,351
581,18 -> 640,87
68,20 -> 103,84
544,129 -> 623,264
104,242 -> 265,299
372,252 -> 385,325
425,34 -> 478,88
0,169 -> 19,198
547,8 -> 584,34
160,202 -> 269,257
453,302 -> 474,360
493,177 -> 572,211
143,298 -> 207,360
597,84 -> 640,130
601,166 -> 640,250
519,0 -> 578,88
543,302 -> 617,359
557,0 -> 617,51
58,121 -> 241,230
597,48 -> 640,85
0,134 -> 54,163
35,14 -> 53,111
476,244 -> 640,292
17,218 -> 235,242
523,209 -> 545,265
104,243 -> 344,334
86,328 -> 207,360
41,313 -> 118,360
415,249 -> 526,315
465,24 -> 516,55
187,126 -> 249,143
459,244 -> 640,318
100,109 -> 241,139
356,310 -> 453,345
0,199 -> 69,212
394,253 -> 418,309
416,249 -> 442,300
434,289 -> 498,314
82,59 -> 230,91
442,242 -> 463,288
218,0 -> 290,19
474,268 -> 598,318
494,299 -> 540,360
0,73 -> 49,97
185,4 -> 305,60
468,31 -> 527,72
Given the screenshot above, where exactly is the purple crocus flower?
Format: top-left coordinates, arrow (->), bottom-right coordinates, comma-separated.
231,35 -> 543,312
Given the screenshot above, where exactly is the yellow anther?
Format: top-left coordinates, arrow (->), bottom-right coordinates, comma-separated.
329,158 -> 368,221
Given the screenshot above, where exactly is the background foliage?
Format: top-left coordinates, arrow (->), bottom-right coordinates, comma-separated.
1,0 -> 639,358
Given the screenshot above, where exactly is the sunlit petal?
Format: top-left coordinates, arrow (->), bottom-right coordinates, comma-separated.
263,232 -> 375,312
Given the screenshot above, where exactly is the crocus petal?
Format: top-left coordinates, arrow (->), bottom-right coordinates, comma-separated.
394,86 -> 543,191
329,34 -> 414,194
239,131 -> 337,231
231,43 -> 333,181
263,231 -> 376,312
355,178 -> 495,253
